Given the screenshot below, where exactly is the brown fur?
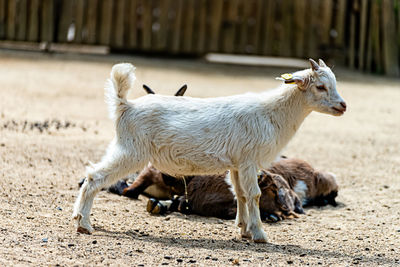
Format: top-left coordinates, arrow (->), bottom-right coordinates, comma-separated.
268,158 -> 339,206
119,166 -> 302,221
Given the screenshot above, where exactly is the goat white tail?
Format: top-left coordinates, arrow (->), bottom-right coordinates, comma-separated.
105,63 -> 136,121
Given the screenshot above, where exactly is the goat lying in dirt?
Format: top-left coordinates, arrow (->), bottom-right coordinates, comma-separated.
110,157 -> 338,222
73,60 -> 345,242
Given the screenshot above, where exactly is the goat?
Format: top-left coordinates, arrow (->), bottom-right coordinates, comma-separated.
147,170 -> 303,222
268,158 -> 339,207
73,59 -> 346,242
117,157 -> 336,221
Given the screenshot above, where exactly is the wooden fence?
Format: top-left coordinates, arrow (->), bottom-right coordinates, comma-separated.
0,0 -> 399,76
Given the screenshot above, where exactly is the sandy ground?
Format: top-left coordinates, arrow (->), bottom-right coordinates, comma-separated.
0,51 -> 399,266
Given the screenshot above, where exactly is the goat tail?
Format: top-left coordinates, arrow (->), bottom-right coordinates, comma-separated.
105,63 -> 136,121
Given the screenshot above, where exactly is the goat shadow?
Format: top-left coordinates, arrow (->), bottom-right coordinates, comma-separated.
93,226 -> 394,265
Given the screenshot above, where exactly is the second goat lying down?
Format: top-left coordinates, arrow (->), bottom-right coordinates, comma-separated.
113,158 -> 338,221
268,158 -> 338,207
73,59 -> 346,242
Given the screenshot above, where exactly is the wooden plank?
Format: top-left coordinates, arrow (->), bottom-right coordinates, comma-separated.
348,0 -> 358,69
366,0 -> 374,72
307,0 -> 319,58
141,0 -> 152,50
358,0 -> 368,70
381,0 -> 399,76
16,0 -> 28,41
86,0 -> 98,44
113,0 -> 125,47
182,0 -> 195,53
99,0 -> 113,45
27,0 -> 40,41
280,0 -> 292,57
156,0 -> 170,50
6,0 -> 17,40
0,40 -> 44,50
41,0 -> 54,42
222,0 -> 239,53
127,0 -> 137,49
57,0 -> 74,42
171,0 -> 183,53
150,0 -> 159,50
238,0 -> 251,53
368,0 -> 382,73
74,0 -> 85,43
195,0 -> 207,53
293,0 -> 306,57
0,0 -> 5,39
320,0 -> 333,45
261,0 -> 275,55
206,53 -> 309,68
48,43 -> 109,54
209,0 -> 223,51
334,0 -> 346,47
398,0 -> 400,72
0,0 -> 6,39
253,0 -> 263,54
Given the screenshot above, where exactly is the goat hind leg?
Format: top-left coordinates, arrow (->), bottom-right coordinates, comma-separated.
73,152 -> 145,234
230,170 -> 251,239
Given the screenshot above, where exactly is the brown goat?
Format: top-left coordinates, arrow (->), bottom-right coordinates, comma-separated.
114,158 -> 338,221
115,166 -> 303,222
268,158 -> 339,207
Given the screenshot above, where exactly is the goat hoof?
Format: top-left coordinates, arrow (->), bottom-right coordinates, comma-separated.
239,229 -> 252,239
146,198 -> 159,213
252,229 -> 268,243
152,203 -> 166,215
77,226 -> 93,235
268,214 -> 279,222
253,237 -> 268,243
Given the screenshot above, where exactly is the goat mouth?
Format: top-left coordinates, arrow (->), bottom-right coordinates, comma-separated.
332,107 -> 345,115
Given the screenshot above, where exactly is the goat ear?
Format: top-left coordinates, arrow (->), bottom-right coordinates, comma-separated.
318,59 -> 327,68
284,76 -> 308,91
309,58 -> 319,71
258,171 -> 274,188
175,84 -> 187,96
143,84 -> 155,94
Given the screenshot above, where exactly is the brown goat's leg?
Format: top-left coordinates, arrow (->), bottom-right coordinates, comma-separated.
122,178 -> 153,199
230,170 -> 250,239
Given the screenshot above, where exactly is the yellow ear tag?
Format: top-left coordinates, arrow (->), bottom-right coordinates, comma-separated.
281,73 -> 295,84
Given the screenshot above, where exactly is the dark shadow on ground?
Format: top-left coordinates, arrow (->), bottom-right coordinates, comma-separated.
93,226 -> 395,265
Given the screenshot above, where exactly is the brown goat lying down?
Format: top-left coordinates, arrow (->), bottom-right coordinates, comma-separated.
107,158 -> 338,222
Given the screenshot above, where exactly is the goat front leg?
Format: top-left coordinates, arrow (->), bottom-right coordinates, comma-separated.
72,149 -> 145,234
230,170 -> 250,239
240,166 -> 268,243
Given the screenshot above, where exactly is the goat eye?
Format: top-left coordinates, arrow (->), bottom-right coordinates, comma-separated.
316,85 -> 327,91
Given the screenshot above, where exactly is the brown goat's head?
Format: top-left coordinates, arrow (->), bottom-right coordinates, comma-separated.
258,171 -> 303,222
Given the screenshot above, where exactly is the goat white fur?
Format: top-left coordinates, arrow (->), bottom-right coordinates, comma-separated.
73,59 -> 346,242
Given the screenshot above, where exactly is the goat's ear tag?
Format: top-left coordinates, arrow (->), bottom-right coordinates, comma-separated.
281,73 -> 295,84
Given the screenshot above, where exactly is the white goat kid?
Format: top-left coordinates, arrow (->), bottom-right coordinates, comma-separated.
73,59 -> 346,243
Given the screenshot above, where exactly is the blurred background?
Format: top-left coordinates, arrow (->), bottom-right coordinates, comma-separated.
0,0 -> 399,76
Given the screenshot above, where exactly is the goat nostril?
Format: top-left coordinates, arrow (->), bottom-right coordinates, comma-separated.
340,102 -> 346,109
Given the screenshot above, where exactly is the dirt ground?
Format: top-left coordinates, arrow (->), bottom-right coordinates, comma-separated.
0,50 -> 399,266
